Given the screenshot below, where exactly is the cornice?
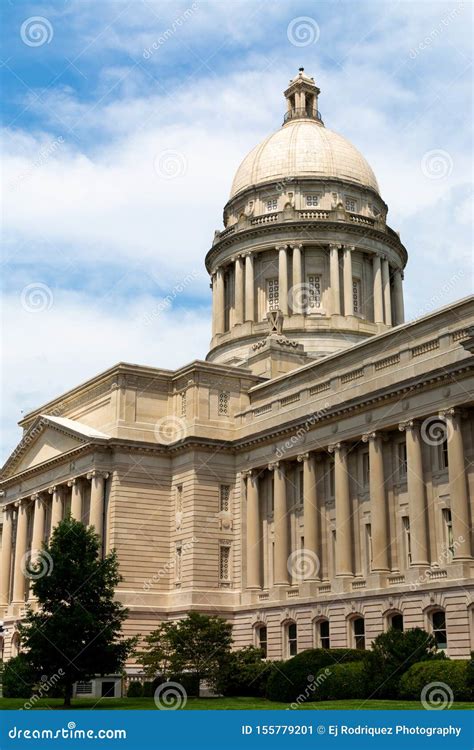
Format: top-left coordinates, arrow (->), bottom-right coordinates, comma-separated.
205,219 -> 407,272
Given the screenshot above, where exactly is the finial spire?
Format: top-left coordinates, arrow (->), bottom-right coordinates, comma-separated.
283,69 -> 323,126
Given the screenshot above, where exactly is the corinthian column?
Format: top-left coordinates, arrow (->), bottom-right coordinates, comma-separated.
393,269 -> 405,325
0,505 -> 13,608
372,254 -> 384,324
329,244 -> 341,315
399,421 -> 429,566
363,432 -> 389,572
12,500 -> 29,604
270,462 -> 289,585
382,257 -> 392,325
234,256 -> 244,325
244,252 -> 255,322
211,275 -> 217,337
69,478 -> 83,521
329,443 -> 353,576
292,244 -> 303,293
298,452 -> 320,580
442,409 -> 472,560
215,267 -> 225,334
49,486 -> 63,531
88,471 -> 109,540
245,471 -> 261,589
343,246 -> 354,316
277,245 -> 288,315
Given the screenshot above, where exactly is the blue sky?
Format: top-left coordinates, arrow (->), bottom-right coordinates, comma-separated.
1,0 -> 473,460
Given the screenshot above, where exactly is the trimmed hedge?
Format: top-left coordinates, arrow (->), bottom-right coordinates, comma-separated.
216,647 -> 277,697
399,660 -> 472,702
266,649 -> 367,703
127,681 -> 143,698
313,661 -> 369,701
143,673 -> 200,698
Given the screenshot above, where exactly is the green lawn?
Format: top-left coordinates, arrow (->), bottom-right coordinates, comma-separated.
0,697 -> 473,710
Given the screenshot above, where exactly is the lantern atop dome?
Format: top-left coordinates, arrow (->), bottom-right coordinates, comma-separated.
283,67 -> 323,125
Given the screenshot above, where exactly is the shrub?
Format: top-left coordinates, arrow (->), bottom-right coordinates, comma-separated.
400,660 -> 472,702
127,681 -> 143,698
266,649 -> 367,703
363,627 -> 443,698
313,661 -> 369,702
2,655 -> 36,698
216,647 -> 275,697
143,673 -> 199,698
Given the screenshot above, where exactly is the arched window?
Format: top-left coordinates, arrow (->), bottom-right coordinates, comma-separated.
257,625 -> 267,658
388,613 -> 404,632
430,609 -> 447,649
11,632 -> 20,657
316,619 -> 330,649
286,622 -> 298,657
352,617 -> 365,650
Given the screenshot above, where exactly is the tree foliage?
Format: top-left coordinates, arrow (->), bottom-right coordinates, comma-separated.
19,517 -> 136,706
140,612 -> 232,688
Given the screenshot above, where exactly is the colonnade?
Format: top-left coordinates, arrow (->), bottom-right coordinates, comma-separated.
211,244 -> 404,335
244,410 -> 470,589
0,470 -> 108,609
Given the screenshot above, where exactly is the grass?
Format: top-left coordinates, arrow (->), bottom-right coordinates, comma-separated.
0,697 -> 473,710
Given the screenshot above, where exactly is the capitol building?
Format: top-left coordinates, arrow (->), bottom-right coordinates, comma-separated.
1,70 -> 473,669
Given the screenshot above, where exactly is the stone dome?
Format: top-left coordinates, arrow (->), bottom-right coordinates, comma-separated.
230,119 -> 379,199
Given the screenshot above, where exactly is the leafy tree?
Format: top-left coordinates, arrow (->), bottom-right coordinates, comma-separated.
216,646 -> 273,697
363,627 -> 443,698
140,612 -> 232,688
19,517 -> 136,707
2,654 -> 35,698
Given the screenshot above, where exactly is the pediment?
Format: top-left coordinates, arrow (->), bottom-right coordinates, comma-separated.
1,415 -> 109,479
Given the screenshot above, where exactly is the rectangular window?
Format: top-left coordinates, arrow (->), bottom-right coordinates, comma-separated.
266,198 -> 278,212
175,544 -> 182,582
442,509 -> 454,560
258,626 -> 267,658
288,623 -> 298,657
362,452 -> 370,487
219,545 -> 231,582
220,484 -> 230,513
267,278 -> 279,312
307,274 -> 322,310
180,391 -> 186,417
218,391 -> 229,416
402,516 -> 412,566
352,278 -> 361,314
175,485 -> 183,514
432,610 -> 447,649
306,194 -> 319,207
398,442 -> 407,479
345,197 -> 357,212
319,620 -> 330,649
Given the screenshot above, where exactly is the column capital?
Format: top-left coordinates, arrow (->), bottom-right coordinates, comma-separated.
67,477 -> 77,487
439,407 -> 464,421
48,485 -> 58,495
243,250 -> 253,259
328,442 -> 345,454
242,469 -> 257,479
86,470 -> 110,481
398,420 -> 418,433
275,244 -> 287,252
290,243 -> 303,251
362,431 -> 385,443
2,503 -> 13,515
343,244 -> 355,252
297,452 -> 310,462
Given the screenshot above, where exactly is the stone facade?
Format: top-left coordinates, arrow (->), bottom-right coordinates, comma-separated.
1,70 -> 473,667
